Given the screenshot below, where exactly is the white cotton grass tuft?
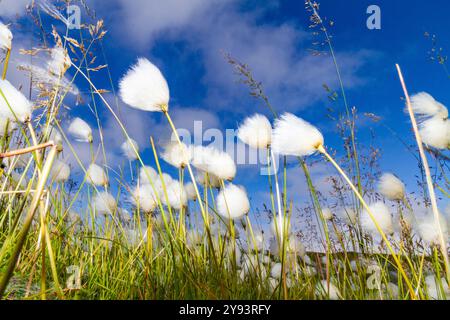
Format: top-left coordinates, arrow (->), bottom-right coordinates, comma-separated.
360,202 -> 394,236
237,113 -> 272,149
338,207 -> 358,226
93,191 -> 117,216
418,117 -> 450,149
0,79 -> 33,122
216,183 -> 250,220
416,211 -> 448,246
50,159 -> 70,182
121,138 -> 139,160
271,214 -> 290,241
321,207 -> 333,220
162,180 -> 187,210
0,22 -> 12,50
86,163 -> 108,186
68,117 -> 93,143
119,58 -> 170,112
161,141 -> 191,168
196,171 -> 221,188
315,280 -> 341,300
139,166 -> 158,185
191,145 -> 236,181
410,92 -> 448,119
184,182 -> 197,201
131,184 -> 158,213
377,173 -> 406,201
47,47 -> 71,76
271,113 -> 324,157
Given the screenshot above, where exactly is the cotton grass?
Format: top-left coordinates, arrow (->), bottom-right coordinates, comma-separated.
0,22 -> 12,50
237,113 -> 272,149
216,184 -> 250,219
377,173 -> 405,201
68,117 -> 93,143
0,79 -> 33,122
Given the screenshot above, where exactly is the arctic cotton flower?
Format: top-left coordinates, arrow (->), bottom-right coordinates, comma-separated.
237,114 -> 272,149
68,117 -> 93,143
86,163 -> 108,186
119,58 -> 170,112
196,171 -> 221,188
184,182 -> 197,201
417,212 -> 448,246
271,214 -> 290,240
377,173 -> 405,201
0,22 -> 12,50
322,207 -> 333,221
191,145 -> 236,181
410,92 -> 448,119
131,184 -> 158,213
418,116 -> 450,149
161,141 -> 191,168
48,47 -> 71,76
216,184 -> 250,219
360,202 -> 394,236
0,79 -> 33,122
272,113 -> 324,157
50,159 -> 70,182
121,138 -> 139,160
338,207 -> 358,226
93,191 -> 117,216
162,180 -> 187,210
139,166 -> 158,185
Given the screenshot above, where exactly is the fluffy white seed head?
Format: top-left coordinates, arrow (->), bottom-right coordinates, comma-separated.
86,163 -> 108,186
286,235 -> 306,258
93,191 -> 117,216
272,113 -> 324,157
161,141 -> 191,168
322,207 -> 333,220
48,47 -> 71,76
361,202 -> 394,236
237,114 -> 272,149
121,138 -> 139,160
50,159 -> 70,182
131,184 -> 158,213
0,79 -> 33,122
119,58 -> 170,112
216,184 -> 250,220
196,171 -> 221,188
184,182 -> 197,201
139,166 -> 158,185
68,117 -> 93,143
418,116 -> 450,149
191,145 -> 236,181
377,173 -> 406,201
271,214 -> 290,240
417,212 -> 448,246
410,92 -> 448,119
0,22 -> 12,50
162,181 -> 187,210
338,207 -> 358,226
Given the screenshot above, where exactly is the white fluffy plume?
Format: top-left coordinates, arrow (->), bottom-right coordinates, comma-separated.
93,191 -> 117,216
0,22 -> 12,50
86,163 -> 108,186
131,184 -> 158,213
50,159 -> 70,182
161,141 -> 191,168
196,171 -> 221,188
338,207 -> 358,226
361,202 -> 394,236
121,138 -> 139,160
162,181 -> 187,210
0,79 -> 33,122
191,145 -> 236,181
418,117 -> 450,149
119,58 -> 170,112
216,183 -> 250,219
139,166 -> 158,185
237,113 -> 272,149
377,173 -> 405,201
322,207 -> 333,220
417,212 -> 448,246
410,92 -> 448,119
272,113 -> 323,157
68,117 -> 93,143
184,182 -> 197,201
48,47 -> 71,76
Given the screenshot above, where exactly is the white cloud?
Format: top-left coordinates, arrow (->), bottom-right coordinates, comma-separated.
0,0 -> 30,19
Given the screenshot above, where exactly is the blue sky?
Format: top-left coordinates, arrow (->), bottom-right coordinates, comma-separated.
2,0 -> 450,213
